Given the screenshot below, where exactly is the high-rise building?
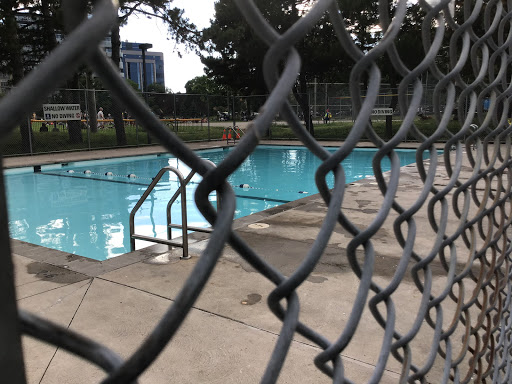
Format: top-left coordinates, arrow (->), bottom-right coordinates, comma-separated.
120,42 -> 165,91
2,13 -> 166,90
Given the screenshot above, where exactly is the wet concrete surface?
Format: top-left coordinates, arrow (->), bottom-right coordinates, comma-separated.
7,141 -> 479,383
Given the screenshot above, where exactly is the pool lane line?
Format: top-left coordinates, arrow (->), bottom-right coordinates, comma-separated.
38,171 -> 149,186
42,168 -> 308,196
37,172 -> 291,204
234,195 -> 290,203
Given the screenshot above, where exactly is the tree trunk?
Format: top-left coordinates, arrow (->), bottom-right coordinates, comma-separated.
68,120 -> 83,143
65,76 -> 83,144
40,0 -> 58,54
110,19 -> 127,146
386,75 -> 398,140
3,1 -> 31,153
86,72 -> 97,133
293,72 -> 314,136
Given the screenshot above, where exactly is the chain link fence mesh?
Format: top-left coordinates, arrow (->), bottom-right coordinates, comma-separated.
0,81 -> 459,156
0,84 -> 449,156
2,0 -> 512,382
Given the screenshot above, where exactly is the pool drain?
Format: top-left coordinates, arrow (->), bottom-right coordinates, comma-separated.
248,223 -> 270,229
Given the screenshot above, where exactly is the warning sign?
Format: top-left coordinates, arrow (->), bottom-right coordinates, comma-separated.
42,104 -> 81,121
371,108 -> 393,116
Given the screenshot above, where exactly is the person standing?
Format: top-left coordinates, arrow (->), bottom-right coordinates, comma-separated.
323,109 -> 331,124
97,107 -> 105,129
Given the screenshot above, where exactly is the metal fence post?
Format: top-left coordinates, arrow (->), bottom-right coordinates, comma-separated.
0,155 -> 27,384
324,82 -> 328,115
135,122 -> 139,147
144,92 -> 151,144
173,93 -> 177,134
207,94 -> 211,142
85,89 -> 91,150
232,94 -> 236,129
27,117 -> 33,155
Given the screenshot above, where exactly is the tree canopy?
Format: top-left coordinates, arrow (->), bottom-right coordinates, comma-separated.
185,75 -> 227,95
0,0 -> 63,82
0,1 -> 199,84
118,1 -> 199,50
201,0 -> 381,90
0,1 -> 199,149
200,0 -> 380,134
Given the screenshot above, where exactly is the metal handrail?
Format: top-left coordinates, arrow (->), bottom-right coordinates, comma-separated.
167,160 -> 218,245
130,161 -> 217,260
224,125 -> 245,144
129,165 -> 190,259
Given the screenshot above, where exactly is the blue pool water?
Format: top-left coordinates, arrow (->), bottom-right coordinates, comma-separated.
5,146 -> 428,260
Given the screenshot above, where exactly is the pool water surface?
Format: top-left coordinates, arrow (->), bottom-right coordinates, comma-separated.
5,146 -> 428,260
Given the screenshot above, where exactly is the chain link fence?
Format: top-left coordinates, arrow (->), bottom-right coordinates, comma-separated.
299,82 -> 440,120
1,89 -> 230,155
2,0 -> 512,383
1,83 -> 452,156
1,87 -> 289,155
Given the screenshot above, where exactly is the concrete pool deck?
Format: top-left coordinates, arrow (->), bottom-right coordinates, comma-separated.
5,140 -> 466,383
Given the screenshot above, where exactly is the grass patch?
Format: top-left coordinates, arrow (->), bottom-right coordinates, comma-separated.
2,118 -> 465,156
270,118 -> 465,141
2,124 -> 228,156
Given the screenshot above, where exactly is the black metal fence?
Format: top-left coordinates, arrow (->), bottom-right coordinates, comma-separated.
1,83 -> 450,156
0,89 -> 271,155
2,0 -> 512,383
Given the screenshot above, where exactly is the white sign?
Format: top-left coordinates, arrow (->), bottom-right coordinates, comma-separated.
371,108 -> 393,116
43,104 -> 81,121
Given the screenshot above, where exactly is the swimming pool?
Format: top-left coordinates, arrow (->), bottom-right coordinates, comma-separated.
5,146 -> 428,261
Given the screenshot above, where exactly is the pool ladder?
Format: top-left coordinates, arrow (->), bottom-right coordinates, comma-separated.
129,163 -> 216,259
223,125 -> 245,144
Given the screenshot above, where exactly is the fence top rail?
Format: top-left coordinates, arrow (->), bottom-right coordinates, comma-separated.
30,118 -> 208,123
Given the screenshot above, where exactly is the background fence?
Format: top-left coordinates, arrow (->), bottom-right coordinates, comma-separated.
0,88 -> 281,155
1,83 -> 455,156
2,0 -> 512,383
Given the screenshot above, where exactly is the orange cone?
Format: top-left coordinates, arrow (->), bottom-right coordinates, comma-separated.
222,129 -> 226,140
228,131 -> 232,140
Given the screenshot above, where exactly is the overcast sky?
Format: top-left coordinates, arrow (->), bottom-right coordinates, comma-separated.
120,0 -> 216,93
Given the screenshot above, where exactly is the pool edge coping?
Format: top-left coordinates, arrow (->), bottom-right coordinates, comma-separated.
2,140 -> 439,169
10,189 -> 324,277
6,140 -> 443,277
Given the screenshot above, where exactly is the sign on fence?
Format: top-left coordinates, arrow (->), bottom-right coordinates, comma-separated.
42,104 -> 81,121
371,108 -> 393,116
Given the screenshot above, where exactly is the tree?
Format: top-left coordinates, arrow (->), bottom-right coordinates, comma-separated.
201,0 -> 271,97
146,83 -> 172,118
83,70 -> 98,133
109,19 -> 126,145
201,0 -> 379,136
0,0 -> 63,151
0,1 -> 61,75
0,1 -> 200,148
102,1 -> 200,145
184,76 -> 229,121
126,78 -> 140,92
147,83 -> 166,93
0,1 -> 28,151
377,3 -> 425,139
185,75 -> 227,96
